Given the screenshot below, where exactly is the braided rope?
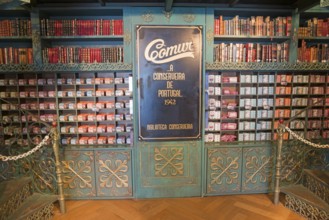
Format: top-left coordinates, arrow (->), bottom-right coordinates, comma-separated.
0,130 -> 53,161
283,125 -> 329,149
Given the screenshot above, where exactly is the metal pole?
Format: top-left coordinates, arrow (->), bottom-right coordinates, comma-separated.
274,119 -> 284,205
52,122 -> 66,213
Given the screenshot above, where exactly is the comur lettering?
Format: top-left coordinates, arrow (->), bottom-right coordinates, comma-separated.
144,39 -> 195,64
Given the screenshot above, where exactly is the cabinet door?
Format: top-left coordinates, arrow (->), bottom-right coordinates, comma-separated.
95,149 -> 133,198
242,147 -> 273,193
136,141 -> 202,198
61,150 -> 96,198
206,147 -> 242,195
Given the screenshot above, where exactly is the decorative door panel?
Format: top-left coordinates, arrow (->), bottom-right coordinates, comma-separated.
61,150 -> 96,198
242,147 -> 273,193
95,150 -> 133,198
206,148 -> 242,195
136,141 -> 202,198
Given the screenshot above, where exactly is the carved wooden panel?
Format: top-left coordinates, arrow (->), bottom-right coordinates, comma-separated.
207,147 -> 242,194
136,141 -> 202,198
61,150 -> 96,198
242,147 -> 273,192
95,150 -> 132,197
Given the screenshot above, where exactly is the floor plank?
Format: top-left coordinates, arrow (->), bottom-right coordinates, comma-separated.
53,194 -> 305,220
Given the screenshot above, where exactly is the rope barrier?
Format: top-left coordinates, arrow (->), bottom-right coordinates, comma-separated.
0,130 -> 53,161
283,125 -> 329,149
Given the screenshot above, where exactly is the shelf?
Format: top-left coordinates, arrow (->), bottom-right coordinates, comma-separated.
214,35 -> 290,42
0,71 -> 133,147
298,37 -> 329,42
41,36 -> 124,41
205,62 -> 329,71
0,36 -> 32,42
205,70 -> 329,143
0,63 -> 132,72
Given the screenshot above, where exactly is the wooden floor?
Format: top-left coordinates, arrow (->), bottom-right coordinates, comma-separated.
53,194 -> 305,220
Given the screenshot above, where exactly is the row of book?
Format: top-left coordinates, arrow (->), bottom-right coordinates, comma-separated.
60,124 -> 131,134
61,135 -> 130,145
4,100 -> 129,111
214,15 -> 292,36
3,135 -> 51,146
1,113 -> 56,123
3,113 -> 131,124
214,42 -> 289,63
206,123 -> 329,142
0,19 -> 31,36
210,85 -> 303,96
0,102 -> 132,122
208,73 -> 329,84
273,130 -> 329,140
298,17 -> 329,37
276,74 -> 329,83
240,121 -> 272,130
40,19 -> 123,36
0,89 -> 130,99
57,77 -> 127,85
0,48 -> 33,64
0,76 -> 128,86
59,113 -> 132,122
42,46 -> 123,64
297,40 -> 329,63
205,132 -> 272,142
208,109 -> 277,120
276,98 -> 320,106
3,125 -> 51,135
58,101 -> 130,110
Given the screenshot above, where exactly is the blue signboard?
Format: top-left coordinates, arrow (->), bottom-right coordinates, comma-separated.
137,26 -> 202,140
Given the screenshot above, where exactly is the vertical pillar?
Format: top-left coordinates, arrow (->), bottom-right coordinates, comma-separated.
52,122 -> 66,213
30,8 -> 42,65
274,118 -> 284,205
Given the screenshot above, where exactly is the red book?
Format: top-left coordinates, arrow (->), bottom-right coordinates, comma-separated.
214,18 -> 219,35
323,20 -> 328,37
219,15 -> 224,35
286,16 -> 292,36
318,19 -> 323,37
120,20 -> 123,35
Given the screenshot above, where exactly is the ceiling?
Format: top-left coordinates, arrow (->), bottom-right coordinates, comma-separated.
31,0 -> 320,12
0,0 -> 322,13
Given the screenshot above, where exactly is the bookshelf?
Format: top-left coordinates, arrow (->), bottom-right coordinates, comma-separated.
0,4 -> 328,198
0,7 -> 133,149
212,9 -> 293,64
39,8 -> 124,64
297,11 -> 329,63
205,8 -> 293,144
205,7 -> 329,144
0,10 -> 33,64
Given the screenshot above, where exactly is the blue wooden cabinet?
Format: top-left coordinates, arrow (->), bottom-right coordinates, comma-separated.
206,144 -> 273,195
62,148 -> 133,199
1,4 -> 329,200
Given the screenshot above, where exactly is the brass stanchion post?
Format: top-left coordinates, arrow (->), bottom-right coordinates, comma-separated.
52,122 -> 66,213
274,118 -> 284,205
